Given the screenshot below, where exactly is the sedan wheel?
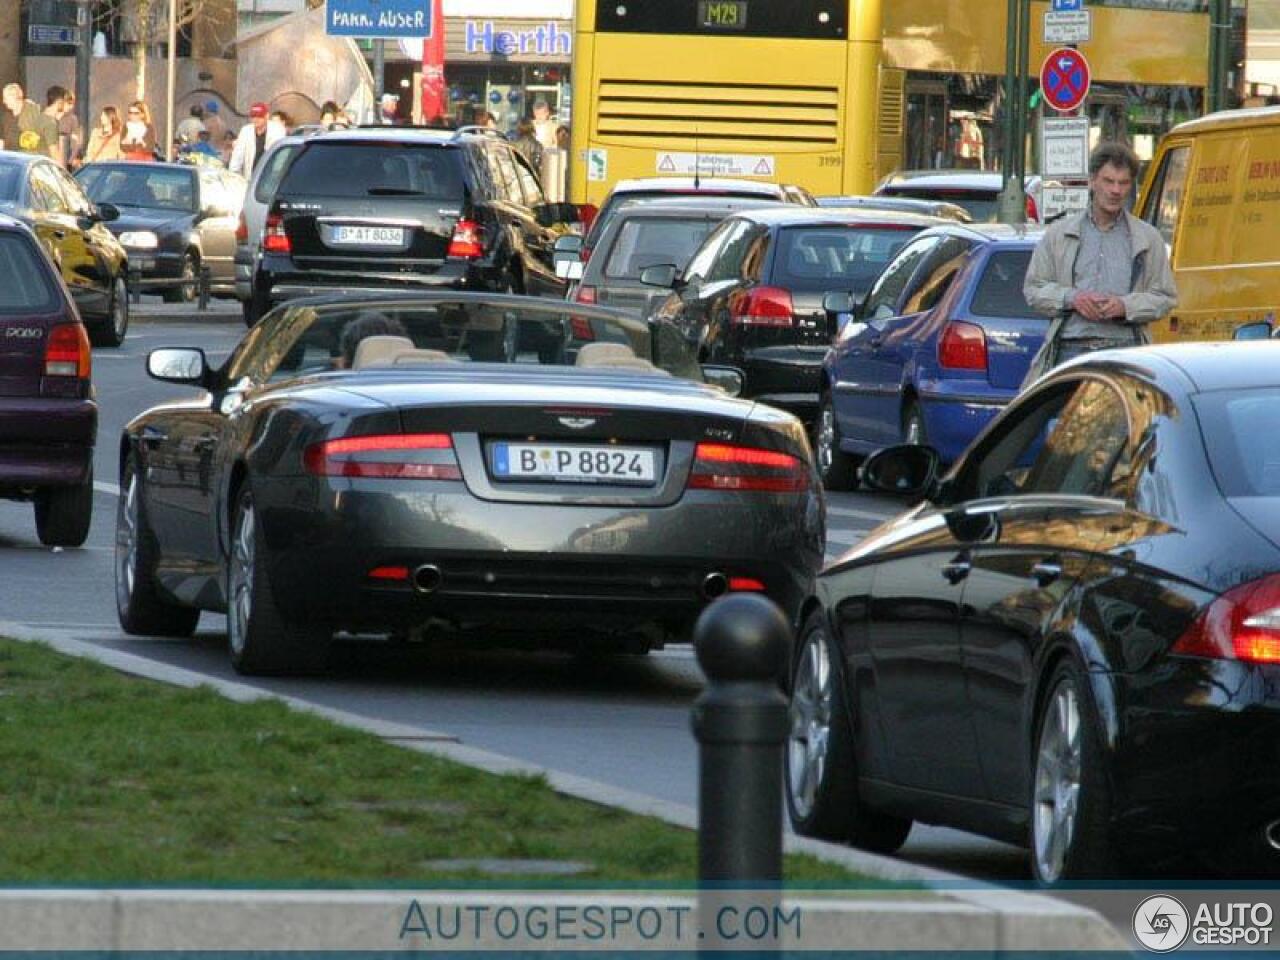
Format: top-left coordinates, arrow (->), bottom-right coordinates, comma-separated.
1030,660 -> 1115,883
115,458 -> 199,637
164,253 -> 197,304
814,394 -> 858,491
227,484 -> 330,676
785,613 -> 912,852
90,276 -> 129,348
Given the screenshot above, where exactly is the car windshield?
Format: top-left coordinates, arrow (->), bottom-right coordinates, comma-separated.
603,217 -> 721,279
774,224 -> 922,294
228,299 -> 703,384
1194,388 -> 1280,498
0,164 -> 23,206
76,165 -> 196,212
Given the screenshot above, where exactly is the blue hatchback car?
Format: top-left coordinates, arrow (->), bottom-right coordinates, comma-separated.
816,224 -> 1047,488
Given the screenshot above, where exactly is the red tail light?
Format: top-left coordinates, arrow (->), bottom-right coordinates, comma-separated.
1026,193 -> 1040,223
447,219 -> 484,259
303,433 -> 461,480
368,565 -> 410,582
938,320 -> 988,371
235,212 -> 248,244
44,322 -> 91,379
729,577 -> 766,592
580,204 -> 599,231
262,213 -> 290,254
570,316 -> 596,340
574,285 -> 598,305
1173,574 -> 1280,664
729,286 -> 794,327
688,443 -> 809,493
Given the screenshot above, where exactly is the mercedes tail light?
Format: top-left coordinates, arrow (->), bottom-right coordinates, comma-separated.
447,219 -> 485,260
729,286 -> 794,328
938,320 -> 988,371
688,443 -> 809,493
303,433 -> 462,480
44,322 -> 91,379
262,212 -> 290,254
1173,574 -> 1280,665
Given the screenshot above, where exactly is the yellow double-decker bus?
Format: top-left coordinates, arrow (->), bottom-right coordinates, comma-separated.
569,0 -> 887,206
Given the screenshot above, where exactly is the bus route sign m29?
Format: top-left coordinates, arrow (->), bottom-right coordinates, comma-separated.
327,0 -> 433,38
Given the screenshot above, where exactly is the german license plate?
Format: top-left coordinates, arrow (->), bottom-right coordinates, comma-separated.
329,225 -> 405,246
492,443 -> 657,485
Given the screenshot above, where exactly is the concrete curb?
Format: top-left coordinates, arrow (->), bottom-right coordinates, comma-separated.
0,621 -> 1128,952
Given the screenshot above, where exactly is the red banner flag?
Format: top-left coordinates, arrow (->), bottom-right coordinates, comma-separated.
420,0 -> 446,124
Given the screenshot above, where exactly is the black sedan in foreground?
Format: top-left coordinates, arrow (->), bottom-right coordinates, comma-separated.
786,342 -> 1280,882
116,293 -> 824,675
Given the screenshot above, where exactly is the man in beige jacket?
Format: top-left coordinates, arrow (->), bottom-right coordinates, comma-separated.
1023,141 -> 1177,367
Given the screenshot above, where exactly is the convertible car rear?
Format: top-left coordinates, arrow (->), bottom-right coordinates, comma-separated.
116,294 -> 824,674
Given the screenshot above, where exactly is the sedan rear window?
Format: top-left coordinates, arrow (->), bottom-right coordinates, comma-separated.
1194,389 -> 1280,497
970,250 -> 1035,318
0,233 -> 58,312
603,217 -> 720,279
279,144 -> 465,199
884,188 -> 999,223
773,225 -> 920,294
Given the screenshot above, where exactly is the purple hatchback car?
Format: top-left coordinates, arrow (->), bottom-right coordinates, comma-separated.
0,215 -> 96,546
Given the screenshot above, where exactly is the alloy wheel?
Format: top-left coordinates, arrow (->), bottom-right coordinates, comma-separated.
228,499 -> 256,658
1033,682 -> 1083,883
817,404 -> 836,475
787,632 -> 833,820
117,471 -> 139,601
113,280 -> 128,340
180,256 -> 197,302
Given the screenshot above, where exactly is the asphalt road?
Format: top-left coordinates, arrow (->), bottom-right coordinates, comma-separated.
0,306 -> 1027,883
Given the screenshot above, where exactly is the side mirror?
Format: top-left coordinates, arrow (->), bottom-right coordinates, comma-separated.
639,263 -> 679,289
822,291 -> 856,315
95,202 -> 120,223
553,234 -> 583,255
535,201 -> 581,228
147,347 -> 208,385
555,259 -> 585,281
700,364 -> 744,397
1234,321 -> 1273,341
553,234 -> 585,280
860,443 -> 941,498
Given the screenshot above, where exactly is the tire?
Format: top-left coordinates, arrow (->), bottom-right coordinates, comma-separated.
34,468 -> 93,548
89,276 -> 128,348
785,612 -> 913,852
115,456 -> 200,637
162,252 -> 198,304
227,483 -> 331,676
1029,658 -> 1116,883
814,393 -> 859,491
902,400 -> 927,446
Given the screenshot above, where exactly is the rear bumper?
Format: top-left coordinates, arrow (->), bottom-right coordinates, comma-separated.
0,396 -> 96,491
917,381 -> 1010,462
255,476 -> 823,647
257,255 -> 504,305
742,355 -> 824,421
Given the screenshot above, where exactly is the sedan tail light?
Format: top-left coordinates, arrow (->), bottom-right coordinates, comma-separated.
44,322 -> 91,379
688,442 -> 809,493
574,285 -> 598,305
303,433 -> 462,480
729,286 -> 794,328
262,213 -> 290,254
938,320 -> 988,371
447,219 -> 484,260
1173,574 -> 1280,664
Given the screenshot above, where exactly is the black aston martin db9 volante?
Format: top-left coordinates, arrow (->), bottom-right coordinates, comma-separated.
116,293 -> 824,676
785,342 -> 1280,883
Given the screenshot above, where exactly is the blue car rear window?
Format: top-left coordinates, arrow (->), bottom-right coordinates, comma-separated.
970,250 -> 1035,318
0,233 -> 58,313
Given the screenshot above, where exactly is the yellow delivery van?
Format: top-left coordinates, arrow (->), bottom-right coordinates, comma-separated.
1136,106 -> 1280,342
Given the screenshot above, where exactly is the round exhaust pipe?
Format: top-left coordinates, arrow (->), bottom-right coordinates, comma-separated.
413,564 -> 443,595
1265,819 -> 1280,852
701,572 -> 728,601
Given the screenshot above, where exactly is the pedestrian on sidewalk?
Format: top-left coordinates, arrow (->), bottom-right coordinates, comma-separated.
120,101 -> 158,161
59,91 -> 82,169
176,104 -> 206,146
1,84 -> 56,159
228,102 -> 280,177
512,118 -> 542,170
1022,141 -> 1177,380
84,106 -> 125,163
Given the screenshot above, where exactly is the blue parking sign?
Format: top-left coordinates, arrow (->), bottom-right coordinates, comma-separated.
1051,0 -> 1083,9
326,0 -> 433,38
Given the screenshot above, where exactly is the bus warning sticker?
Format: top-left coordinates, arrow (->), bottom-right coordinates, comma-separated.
655,152 -> 776,178
588,149 -> 608,182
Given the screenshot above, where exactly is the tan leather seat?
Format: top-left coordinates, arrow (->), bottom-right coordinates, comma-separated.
352,335 -> 415,369
575,342 -> 638,366
393,349 -> 455,365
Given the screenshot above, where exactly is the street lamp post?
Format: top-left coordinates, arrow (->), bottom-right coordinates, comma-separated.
165,0 -> 177,161
997,0 -> 1027,223
73,0 -> 91,138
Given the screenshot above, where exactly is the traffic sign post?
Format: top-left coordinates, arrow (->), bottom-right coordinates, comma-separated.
1040,47 -> 1091,114
326,0 -> 433,38
1044,11 -> 1091,45
1040,115 -> 1090,179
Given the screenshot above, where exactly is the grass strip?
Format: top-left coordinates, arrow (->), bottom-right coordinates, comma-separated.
0,638 -> 885,887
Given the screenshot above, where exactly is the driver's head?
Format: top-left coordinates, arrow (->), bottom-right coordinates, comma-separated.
338,311 -> 409,368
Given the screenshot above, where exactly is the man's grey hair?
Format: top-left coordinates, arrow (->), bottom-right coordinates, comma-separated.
1089,141 -> 1140,179
2,83 -> 23,99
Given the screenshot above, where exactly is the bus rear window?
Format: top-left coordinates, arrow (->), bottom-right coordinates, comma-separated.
594,0 -> 846,38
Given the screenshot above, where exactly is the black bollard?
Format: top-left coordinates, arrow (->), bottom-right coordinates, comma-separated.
692,592 -> 791,883
197,264 -> 212,311
128,264 -> 142,305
